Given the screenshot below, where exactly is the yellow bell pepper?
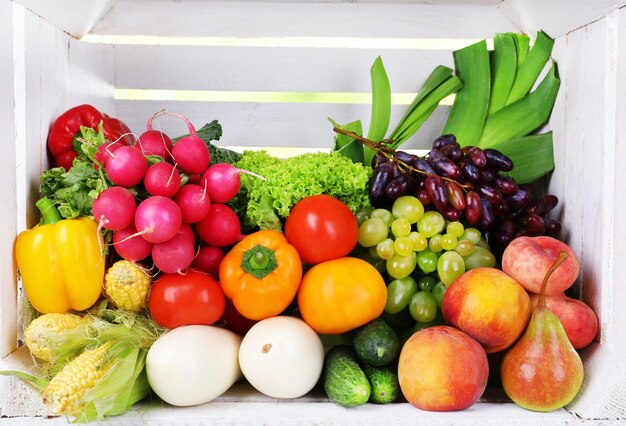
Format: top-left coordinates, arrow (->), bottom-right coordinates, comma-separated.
16,197 -> 105,314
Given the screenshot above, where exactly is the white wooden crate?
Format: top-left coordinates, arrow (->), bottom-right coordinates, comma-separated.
1,0 -> 625,423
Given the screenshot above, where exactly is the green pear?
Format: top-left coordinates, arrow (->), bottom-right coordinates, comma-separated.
500,251 -> 584,412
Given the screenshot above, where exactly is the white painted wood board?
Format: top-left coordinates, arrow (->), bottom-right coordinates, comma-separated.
611,1 -> 626,359
4,0 -> 626,422
14,0 -> 114,37
114,45 -> 454,93
115,101 -> 451,150
0,0 -> 18,358
548,11 -> 612,346
66,39 -> 116,111
90,1 -> 518,38
14,5 -> 116,231
0,346 -> 577,425
7,3 -> 116,353
499,0 -> 626,38
546,7 -> 626,421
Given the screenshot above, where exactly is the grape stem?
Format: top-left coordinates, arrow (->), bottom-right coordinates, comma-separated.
332,127 -> 472,190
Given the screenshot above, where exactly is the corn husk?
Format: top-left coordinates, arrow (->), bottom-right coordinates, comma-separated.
0,306 -> 164,423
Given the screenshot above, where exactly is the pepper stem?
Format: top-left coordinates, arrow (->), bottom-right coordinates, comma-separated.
36,197 -> 62,225
241,245 -> 278,279
250,250 -> 270,270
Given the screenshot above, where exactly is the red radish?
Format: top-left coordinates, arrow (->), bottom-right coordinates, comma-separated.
191,245 -> 224,276
144,162 -> 181,197
137,131 -> 173,161
195,204 -> 243,247
92,186 -> 136,231
152,233 -> 195,273
106,146 -> 148,188
173,184 -> 211,223
94,141 -> 123,168
178,223 -> 195,244
201,163 -> 265,204
172,135 -> 209,175
135,196 -> 182,243
113,223 -> 152,262
152,112 -> 210,175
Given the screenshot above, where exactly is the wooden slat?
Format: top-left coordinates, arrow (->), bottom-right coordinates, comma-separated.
18,10 -> 116,231
67,39 -> 116,110
612,5 -> 626,359
556,14 -> 611,339
21,8 -> 69,228
91,1 -> 516,38
115,100 -> 450,150
14,0 -> 114,37
114,45 -> 454,92
499,0 -> 626,37
548,9 -> 626,420
10,6 -> 116,351
0,0 -> 18,358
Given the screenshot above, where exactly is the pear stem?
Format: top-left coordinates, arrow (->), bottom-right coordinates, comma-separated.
538,251 -> 569,309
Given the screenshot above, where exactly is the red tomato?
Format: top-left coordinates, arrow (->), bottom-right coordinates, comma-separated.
149,269 -> 225,329
284,194 -> 358,264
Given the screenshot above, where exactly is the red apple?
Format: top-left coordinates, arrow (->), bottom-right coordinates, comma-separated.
442,267 -> 531,353
502,236 -> 580,296
529,292 -> 598,349
398,326 -> 488,411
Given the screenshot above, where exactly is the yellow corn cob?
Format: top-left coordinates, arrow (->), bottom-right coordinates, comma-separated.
43,341 -> 114,415
24,313 -> 84,362
104,260 -> 151,312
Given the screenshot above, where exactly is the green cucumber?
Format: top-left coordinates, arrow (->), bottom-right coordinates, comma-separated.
364,366 -> 400,404
323,345 -> 370,407
353,319 -> 400,367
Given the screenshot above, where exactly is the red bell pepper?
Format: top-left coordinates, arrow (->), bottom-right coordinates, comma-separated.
47,104 -> 134,170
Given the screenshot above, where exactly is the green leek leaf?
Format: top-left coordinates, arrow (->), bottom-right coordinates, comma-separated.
507,30 -> 554,104
493,132 -> 554,184
488,33 -> 517,115
366,56 -> 391,165
330,118 -> 363,150
330,118 -> 364,163
443,40 -> 491,147
391,76 -> 462,147
335,140 -> 365,164
389,65 -> 455,142
393,105 -> 438,146
508,33 -> 530,68
479,61 -> 560,148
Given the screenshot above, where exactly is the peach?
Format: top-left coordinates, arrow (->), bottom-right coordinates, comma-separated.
398,326 -> 488,411
502,236 -> 580,296
529,292 -> 598,349
442,267 -> 531,353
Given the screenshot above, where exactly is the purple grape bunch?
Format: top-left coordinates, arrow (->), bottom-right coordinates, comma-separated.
369,134 -> 561,253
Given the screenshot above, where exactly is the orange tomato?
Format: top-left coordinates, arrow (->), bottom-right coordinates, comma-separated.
297,257 -> 387,334
220,230 -> 302,321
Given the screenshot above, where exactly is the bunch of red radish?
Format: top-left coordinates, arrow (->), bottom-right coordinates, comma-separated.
92,111 -> 257,275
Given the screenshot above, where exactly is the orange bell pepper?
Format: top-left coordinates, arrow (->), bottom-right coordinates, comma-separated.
219,230 -> 302,321
15,197 -> 104,314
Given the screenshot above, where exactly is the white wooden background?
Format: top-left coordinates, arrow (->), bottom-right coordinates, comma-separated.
2,0 -> 626,422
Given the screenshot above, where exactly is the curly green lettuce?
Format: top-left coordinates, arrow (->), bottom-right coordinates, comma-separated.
231,150 -> 372,231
